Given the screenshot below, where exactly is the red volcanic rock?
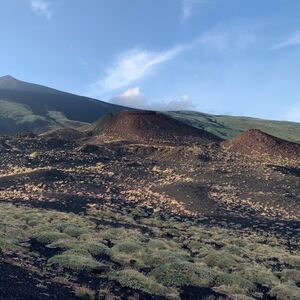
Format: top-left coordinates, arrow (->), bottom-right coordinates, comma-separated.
223,128 -> 300,161
85,111 -> 222,145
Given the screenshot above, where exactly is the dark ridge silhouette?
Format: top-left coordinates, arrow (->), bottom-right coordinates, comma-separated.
223,128 -> 300,161
84,111 -> 223,145
0,75 -> 133,134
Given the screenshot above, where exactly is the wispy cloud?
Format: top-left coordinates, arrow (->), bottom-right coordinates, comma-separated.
88,19 -> 259,97
197,19 -> 259,52
30,0 -> 52,19
88,46 -> 186,95
110,87 -> 195,111
272,31 -> 300,50
181,0 -> 205,22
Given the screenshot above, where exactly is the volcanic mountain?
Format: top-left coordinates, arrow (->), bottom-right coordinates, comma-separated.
0,75 -> 299,142
0,75 -> 131,134
223,128 -> 300,161
84,111 -> 222,145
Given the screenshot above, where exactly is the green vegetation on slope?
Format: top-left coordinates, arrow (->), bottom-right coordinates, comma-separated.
0,100 -> 87,134
167,111 -> 300,143
0,75 -> 131,134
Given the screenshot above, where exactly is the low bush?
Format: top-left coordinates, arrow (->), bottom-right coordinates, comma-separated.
74,286 -> 95,300
49,238 -> 80,250
282,256 -> 300,268
48,251 -> 102,271
201,251 -> 240,269
143,250 -> 189,268
0,238 -> 20,251
239,265 -> 279,288
214,272 -> 255,295
35,231 -> 70,244
100,228 -> 142,242
112,240 -> 144,254
280,269 -> 300,285
110,240 -> 145,267
270,283 -> 300,300
148,239 -> 169,250
150,261 -> 216,287
63,225 -> 87,238
109,269 -> 178,299
222,244 -> 247,257
84,242 -> 111,256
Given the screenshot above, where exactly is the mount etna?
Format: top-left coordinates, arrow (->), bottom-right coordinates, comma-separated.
0,75 -> 299,142
0,77 -> 299,300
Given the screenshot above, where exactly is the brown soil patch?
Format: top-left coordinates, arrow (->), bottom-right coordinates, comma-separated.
222,128 -> 300,162
84,111 -> 222,145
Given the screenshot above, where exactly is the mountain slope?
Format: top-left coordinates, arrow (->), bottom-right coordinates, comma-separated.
167,111 -> 300,143
0,75 -> 132,134
1,75 -> 299,143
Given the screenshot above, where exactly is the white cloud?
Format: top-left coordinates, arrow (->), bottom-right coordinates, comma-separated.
110,87 -> 147,109
181,0 -> 205,22
154,94 -> 196,111
272,32 -> 300,50
282,104 -> 300,122
197,19 -> 259,52
120,87 -> 142,98
87,19 -> 258,97
30,0 -> 52,19
89,46 -> 186,95
109,88 -> 195,111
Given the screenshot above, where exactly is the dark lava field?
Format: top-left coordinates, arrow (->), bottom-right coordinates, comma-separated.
0,112 -> 299,300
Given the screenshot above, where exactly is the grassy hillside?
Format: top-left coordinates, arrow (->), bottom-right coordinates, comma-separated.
167,111 -> 300,143
0,75 -> 131,134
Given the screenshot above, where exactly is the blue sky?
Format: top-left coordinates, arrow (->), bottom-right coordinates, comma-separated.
1,0 -> 300,122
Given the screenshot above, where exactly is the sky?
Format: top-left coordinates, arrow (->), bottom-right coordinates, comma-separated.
0,0 -> 300,122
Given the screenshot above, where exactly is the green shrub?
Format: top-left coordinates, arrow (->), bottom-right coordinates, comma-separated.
84,242 -> 111,256
74,286 -> 95,300
223,244 -> 247,257
214,272 -> 255,294
100,228 -> 142,242
150,261 -> 216,287
281,269 -> 300,285
143,250 -> 189,268
148,239 -> 169,250
49,251 -> 102,271
0,238 -> 20,251
270,283 -> 300,300
239,265 -> 278,288
63,225 -> 86,238
112,240 -> 144,254
49,239 -> 80,250
283,256 -> 300,268
185,240 -> 210,256
109,269 -> 178,298
201,251 -> 240,269
36,231 -> 70,244
110,240 -> 145,267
